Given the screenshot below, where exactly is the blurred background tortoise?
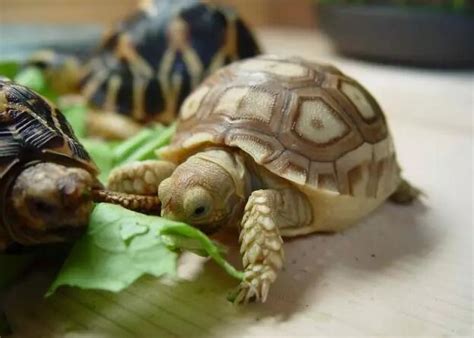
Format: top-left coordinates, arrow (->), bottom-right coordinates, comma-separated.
26,0 -> 261,139
108,55 -> 420,303
0,78 -> 161,252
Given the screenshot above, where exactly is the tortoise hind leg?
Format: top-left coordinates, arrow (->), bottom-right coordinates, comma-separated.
108,160 -> 176,196
389,179 -> 422,205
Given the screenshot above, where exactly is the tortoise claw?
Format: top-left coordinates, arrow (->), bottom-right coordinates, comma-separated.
232,281 -> 259,304
231,268 -> 274,305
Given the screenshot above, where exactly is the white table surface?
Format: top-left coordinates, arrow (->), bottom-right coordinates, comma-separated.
4,28 -> 474,338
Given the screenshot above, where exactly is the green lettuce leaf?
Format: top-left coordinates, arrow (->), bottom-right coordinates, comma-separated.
48,204 -> 243,296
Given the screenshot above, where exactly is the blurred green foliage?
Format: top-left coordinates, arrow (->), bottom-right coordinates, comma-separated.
0,62 -> 20,80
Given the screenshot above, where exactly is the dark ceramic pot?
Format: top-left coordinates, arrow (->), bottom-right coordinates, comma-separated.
318,4 -> 474,68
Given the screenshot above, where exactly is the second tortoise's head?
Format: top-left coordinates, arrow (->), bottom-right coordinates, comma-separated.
8,162 -> 95,245
27,50 -> 82,95
159,150 -> 249,234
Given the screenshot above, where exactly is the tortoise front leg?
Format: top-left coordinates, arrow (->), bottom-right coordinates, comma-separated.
108,160 -> 176,195
233,188 -> 312,304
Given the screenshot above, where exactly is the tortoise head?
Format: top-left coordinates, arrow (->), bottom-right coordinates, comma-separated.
159,150 -> 249,234
8,162 -> 95,245
27,50 -> 81,94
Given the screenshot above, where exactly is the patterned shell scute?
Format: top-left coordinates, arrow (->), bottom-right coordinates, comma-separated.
167,55 -> 399,198
80,0 -> 260,123
0,80 -> 95,179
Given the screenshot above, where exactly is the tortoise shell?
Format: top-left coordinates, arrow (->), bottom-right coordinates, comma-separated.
160,55 -> 401,198
80,0 -> 260,124
0,79 -> 96,240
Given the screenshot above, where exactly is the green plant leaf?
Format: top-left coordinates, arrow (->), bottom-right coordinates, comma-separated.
48,204 -> 242,296
161,224 -> 242,280
79,124 -> 175,183
14,67 -> 45,92
80,139 -> 116,183
113,126 -> 162,164
60,101 -> 88,139
115,124 -> 176,165
0,61 -> 20,79
14,66 -> 59,101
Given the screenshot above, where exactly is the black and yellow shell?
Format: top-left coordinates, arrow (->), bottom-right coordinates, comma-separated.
80,0 -> 260,123
0,79 -> 96,241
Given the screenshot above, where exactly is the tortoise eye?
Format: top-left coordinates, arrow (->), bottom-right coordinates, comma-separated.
194,206 -> 207,216
183,187 -> 213,220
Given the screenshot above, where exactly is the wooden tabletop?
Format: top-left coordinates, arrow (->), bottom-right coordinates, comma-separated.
4,28 -> 474,337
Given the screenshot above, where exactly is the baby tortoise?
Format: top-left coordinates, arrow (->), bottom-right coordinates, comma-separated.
0,79 -> 160,252
27,0 -> 260,139
108,55 -> 420,303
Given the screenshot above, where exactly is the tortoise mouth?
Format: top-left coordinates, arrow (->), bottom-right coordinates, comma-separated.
198,224 -> 221,235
